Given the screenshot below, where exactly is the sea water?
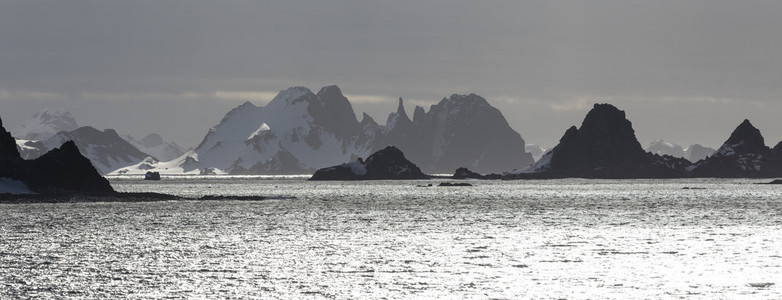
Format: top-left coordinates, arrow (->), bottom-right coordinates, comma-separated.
0,177 -> 780,299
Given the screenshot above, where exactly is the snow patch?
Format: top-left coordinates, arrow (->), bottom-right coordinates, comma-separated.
715,141 -> 743,157
247,123 -> 271,141
511,150 -> 553,174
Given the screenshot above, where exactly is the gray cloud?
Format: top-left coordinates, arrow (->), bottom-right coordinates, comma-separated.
1,0 -> 781,148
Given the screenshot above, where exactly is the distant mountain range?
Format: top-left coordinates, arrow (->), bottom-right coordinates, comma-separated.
645,140 -> 715,163
8,91 -> 782,178
114,85 -> 534,175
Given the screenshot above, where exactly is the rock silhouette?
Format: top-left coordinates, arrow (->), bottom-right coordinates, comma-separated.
310,146 -> 429,180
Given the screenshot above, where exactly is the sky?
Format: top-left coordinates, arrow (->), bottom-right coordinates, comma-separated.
1,0 -> 781,150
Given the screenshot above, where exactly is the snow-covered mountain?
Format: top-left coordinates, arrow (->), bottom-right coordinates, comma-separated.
123,133 -> 186,162
112,85 -> 534,175
115,86 -> 375,175
525,144 -> 548,162
18,126 -> 153,174
12,109 -> 79,140
646,140 -> 715,163
646,139 -> 685,158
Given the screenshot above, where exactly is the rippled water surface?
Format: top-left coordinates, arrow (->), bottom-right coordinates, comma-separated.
1,177 -> 781,299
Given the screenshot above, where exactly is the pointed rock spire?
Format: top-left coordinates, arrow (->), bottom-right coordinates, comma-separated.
396,97 -> 409,120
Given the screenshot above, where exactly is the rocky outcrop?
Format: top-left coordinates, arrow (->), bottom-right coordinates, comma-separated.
506,104 -> 690,179
774,141 -> 782,154
688,120 -> 782,178
310,146 -> 429,180
144,171 -> 161,180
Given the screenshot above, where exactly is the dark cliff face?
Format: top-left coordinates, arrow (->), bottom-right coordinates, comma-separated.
549,104 -> 641,174
773,140 -> 782,154
0,117 -> 20,161
689,120 -> 782,178
21,141 -> 114,194
532,103 -> 688,178
309,85 -> 361,136
310,146 -> 428,180
550,104 -> 646,171
723,119 -> 767,155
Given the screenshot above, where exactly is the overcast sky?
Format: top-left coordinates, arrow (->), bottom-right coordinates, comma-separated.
1,0 -> 781,149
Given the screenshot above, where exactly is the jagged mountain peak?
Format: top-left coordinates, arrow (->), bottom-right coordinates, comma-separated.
717,119 -> 766,156
774,140 -> 782,153
315,85 -> 343,99
266,86 -> 314,108
309,85 -> 360,135
385,98 -> 413,130
396,98 -> 409,118
578,103 -> 643,154
530,103 -> 676,178
360,113 -> 378,127
689,119 -> 781,177
119,87 -> 536,175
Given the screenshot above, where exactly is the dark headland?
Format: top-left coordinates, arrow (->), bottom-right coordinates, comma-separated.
0,115 -> 266,203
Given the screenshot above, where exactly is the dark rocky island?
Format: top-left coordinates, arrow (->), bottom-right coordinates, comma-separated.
0,115 -> 180,202
309,146 -> 429,180
499,104 -> 689,179
688,120 -> 782,178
